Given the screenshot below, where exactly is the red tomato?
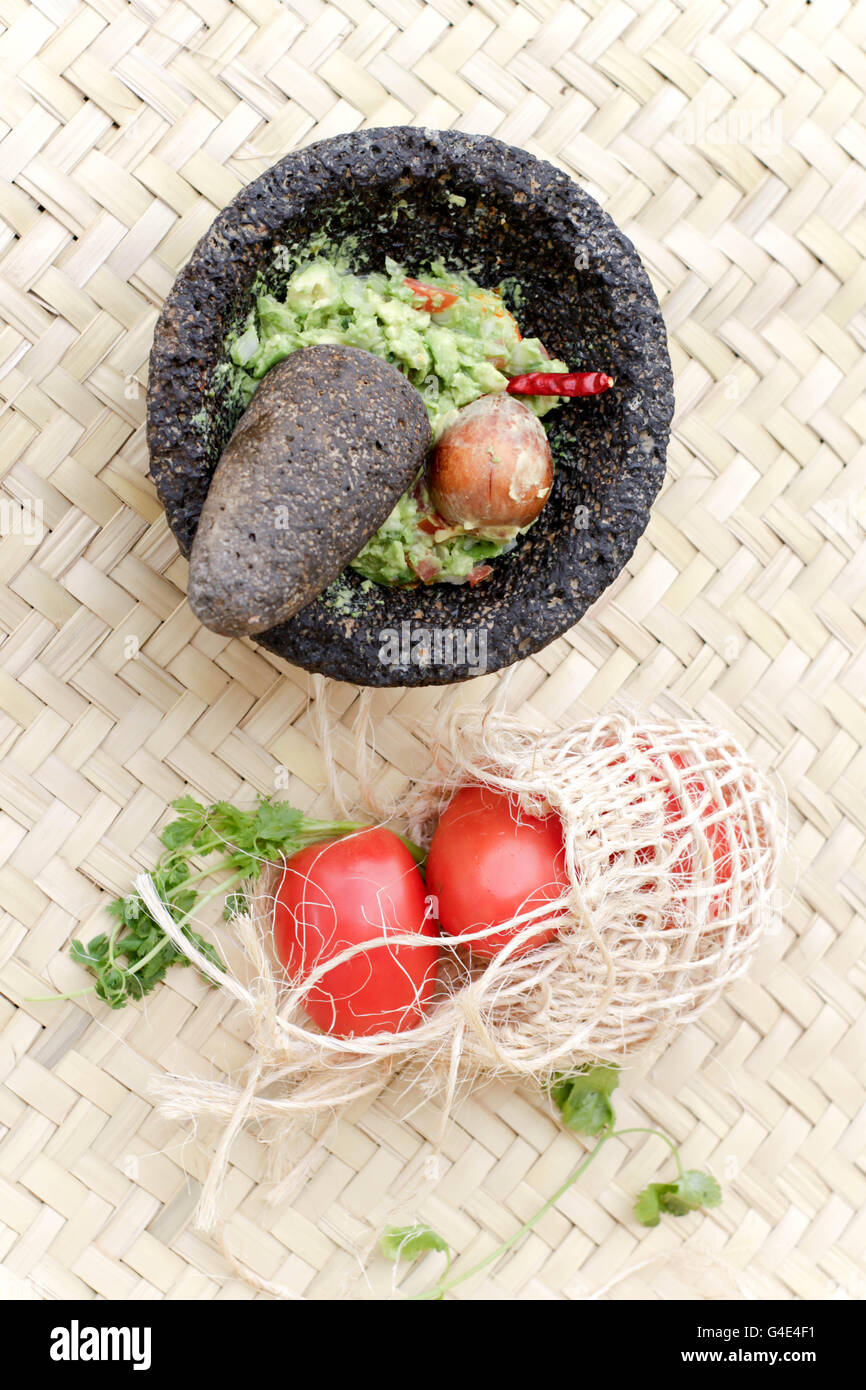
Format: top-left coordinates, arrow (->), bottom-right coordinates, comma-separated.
663,751 -> 735,917
426,785 -> 570,958
616,748 -> 735,922
409,553 -> 441,583
404,277 -> 459,313
273,828 -> 439,1037
467,563 -> 493,587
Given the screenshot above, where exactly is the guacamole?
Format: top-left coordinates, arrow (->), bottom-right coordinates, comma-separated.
224,257 -> 566,587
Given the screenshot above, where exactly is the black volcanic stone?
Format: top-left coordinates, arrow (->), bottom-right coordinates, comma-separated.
187,346 -> 431,637
147,127 -> 674,686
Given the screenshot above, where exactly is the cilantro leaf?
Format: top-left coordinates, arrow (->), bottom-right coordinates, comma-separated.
251,799 -> 305,852
160,797 -> 207,851
551,1064 -> 619,1135
66,794 -> 372,1009
160,818 -> 201,852
661,1169 -> 722,1215
635,1170 -> 721,1226
70,937 -> 104,968
633,1182 -> 674,1227
379,1225 -> 450,1264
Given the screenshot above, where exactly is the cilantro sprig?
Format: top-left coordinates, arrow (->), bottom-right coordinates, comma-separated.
45,794 -> 417,1010
384,1064 -> 721,1300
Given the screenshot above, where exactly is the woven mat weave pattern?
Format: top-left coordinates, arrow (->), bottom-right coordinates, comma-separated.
1,0 -> 865,1301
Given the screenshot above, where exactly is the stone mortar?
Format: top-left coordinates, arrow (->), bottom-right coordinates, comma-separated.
147,127 -> 674,686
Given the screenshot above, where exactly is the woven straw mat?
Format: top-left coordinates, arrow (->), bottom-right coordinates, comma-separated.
1,0 -> 865,1303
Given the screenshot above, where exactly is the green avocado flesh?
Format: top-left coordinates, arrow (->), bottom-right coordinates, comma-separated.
223,257 -> 566,588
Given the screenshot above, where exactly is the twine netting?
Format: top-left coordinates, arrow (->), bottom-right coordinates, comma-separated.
147,705 -> 781,1240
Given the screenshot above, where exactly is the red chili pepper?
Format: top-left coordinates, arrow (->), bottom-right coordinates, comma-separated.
506,371 -> 614,397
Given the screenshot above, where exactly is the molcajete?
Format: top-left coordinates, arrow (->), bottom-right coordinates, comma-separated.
147,127 -> 674,686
